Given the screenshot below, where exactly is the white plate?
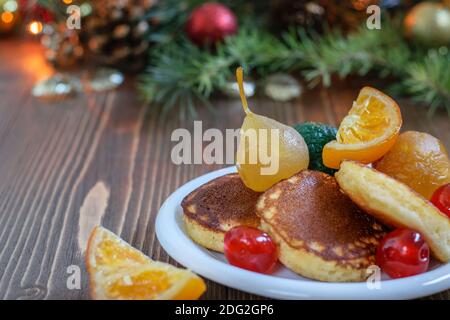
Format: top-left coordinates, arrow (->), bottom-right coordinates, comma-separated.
156,166 -> 450,299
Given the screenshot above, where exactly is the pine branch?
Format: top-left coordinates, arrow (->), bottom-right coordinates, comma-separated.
140,16 -> 450,116
139,38 -> 231,117
139,27 -> 279,117
395,50 -> 450,115
274,20 -> 410,86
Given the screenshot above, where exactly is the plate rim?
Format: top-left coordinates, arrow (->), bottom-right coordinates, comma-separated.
156,166 -> 450,299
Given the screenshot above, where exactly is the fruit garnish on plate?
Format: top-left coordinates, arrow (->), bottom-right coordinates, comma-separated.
335,161 -> 450,263
293,122 -> 338,175
374,131 -> 450,199
86,226 -> 206,300
431,183 -> 450,218
235,67 -> 309,192
376,228 -> 430,279
224,226 -> 278,274
322,87 -> 402,169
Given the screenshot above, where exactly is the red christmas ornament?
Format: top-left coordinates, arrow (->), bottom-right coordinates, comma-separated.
185,2 -> 238,46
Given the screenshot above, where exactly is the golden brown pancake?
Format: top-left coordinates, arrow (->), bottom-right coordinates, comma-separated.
182,173 -> 261,252
336,161 -> 450,263
257,170 -> 387,282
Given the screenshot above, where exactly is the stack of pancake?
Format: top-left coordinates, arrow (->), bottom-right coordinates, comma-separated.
182,173 -> 261,253
182,163 -> 450,282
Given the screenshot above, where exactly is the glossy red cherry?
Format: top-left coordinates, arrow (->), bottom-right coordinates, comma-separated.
224,226 -> 278,274
430,183 -> 450,218
376,228 -> 429,279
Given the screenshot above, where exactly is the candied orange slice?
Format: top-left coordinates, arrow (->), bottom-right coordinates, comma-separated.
322,87 -> 402,169
86,226 -> 206,300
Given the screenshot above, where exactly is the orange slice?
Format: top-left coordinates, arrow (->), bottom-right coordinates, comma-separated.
86,226 -> 206,300
322,87 -> 402,169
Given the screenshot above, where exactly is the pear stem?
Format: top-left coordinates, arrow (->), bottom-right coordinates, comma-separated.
236,67 -> 250,115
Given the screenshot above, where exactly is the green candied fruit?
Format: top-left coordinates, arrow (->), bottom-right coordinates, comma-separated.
293,122 -> 338,175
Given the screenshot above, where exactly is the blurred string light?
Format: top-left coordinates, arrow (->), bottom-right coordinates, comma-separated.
0,0 -> 18,32
3,0 -> 17,12
25,0 -> 91,36
1,11 -> 13,23
28,20 -> 43,35
80,2 -> 92,16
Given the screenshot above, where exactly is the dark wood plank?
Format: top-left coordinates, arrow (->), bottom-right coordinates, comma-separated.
0,40 -> 448,300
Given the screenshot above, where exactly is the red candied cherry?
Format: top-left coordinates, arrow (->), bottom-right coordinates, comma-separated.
430,183 -> 450,218
376,228 -> 430,279
224,226 -> 278,274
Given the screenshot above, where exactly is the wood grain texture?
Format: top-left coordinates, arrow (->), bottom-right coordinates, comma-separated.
0,40 -> 449,300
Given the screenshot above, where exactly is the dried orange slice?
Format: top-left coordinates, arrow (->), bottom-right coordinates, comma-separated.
86,226 -> 206,300
322,87 -> 402,169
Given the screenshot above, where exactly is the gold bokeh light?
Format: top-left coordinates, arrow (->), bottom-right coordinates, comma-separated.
28,21 -> 43,35
1,11 -> 14,24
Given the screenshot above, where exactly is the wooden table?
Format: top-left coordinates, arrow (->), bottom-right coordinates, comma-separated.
0,40 -> 448,300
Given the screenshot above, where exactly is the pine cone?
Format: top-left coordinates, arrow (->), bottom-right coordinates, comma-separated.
41,23 -> 84,69
83,0 -> 156,73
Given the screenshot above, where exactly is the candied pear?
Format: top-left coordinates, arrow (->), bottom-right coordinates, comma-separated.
235,67 -> 309,192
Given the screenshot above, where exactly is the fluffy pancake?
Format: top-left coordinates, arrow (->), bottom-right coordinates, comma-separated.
257,170 -> 387,282
336,161 -> 450,263
182,173 -> 261,252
